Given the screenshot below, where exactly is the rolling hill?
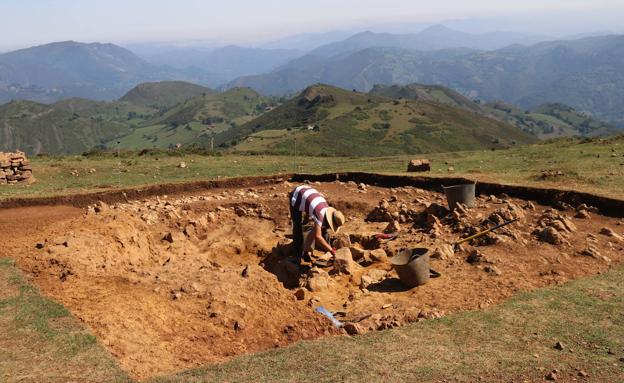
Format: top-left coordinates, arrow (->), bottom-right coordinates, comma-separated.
369,83 -> 621,138
120,81 -> 216,109
216,84 -> 537,156
113,87 -> 272,150
229,35 -> 624,127
0,98 -> 155,155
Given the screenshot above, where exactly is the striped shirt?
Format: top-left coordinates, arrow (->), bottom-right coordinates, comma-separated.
290,186 -> 329,226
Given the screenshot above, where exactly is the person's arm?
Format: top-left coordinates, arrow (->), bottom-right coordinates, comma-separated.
312,223 -> 335,255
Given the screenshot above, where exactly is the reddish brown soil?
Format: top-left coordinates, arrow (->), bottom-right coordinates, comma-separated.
1,179 -> 623,380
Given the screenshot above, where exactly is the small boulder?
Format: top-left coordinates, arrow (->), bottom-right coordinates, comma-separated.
332,234 -> 352,250
407,159 -> 431,172
294,288 -> 306,301
575,210 -> 590,219
334,248 -> 358,275
343,322 -> 365,335
383,220 -> 401,234
307,272 -> 331,292
600,227 -> 623,241
484,265 -> 501,276
432,244 -> 454,261
369,249 -> 388,263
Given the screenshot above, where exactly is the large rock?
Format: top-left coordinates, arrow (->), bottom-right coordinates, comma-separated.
333,248 -> 358,275
407,159 -> 431,172
432,244 -> 454,261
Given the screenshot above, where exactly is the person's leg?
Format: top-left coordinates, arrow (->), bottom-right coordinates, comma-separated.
290,200 -> 303,259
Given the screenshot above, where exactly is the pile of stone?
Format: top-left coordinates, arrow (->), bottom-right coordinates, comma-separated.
407,159 -> 431,172
0,151 -> 34,185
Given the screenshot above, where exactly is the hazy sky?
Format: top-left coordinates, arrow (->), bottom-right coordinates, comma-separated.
1,0 -> 623,49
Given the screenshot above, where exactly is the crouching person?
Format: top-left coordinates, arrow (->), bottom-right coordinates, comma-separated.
289,185 -> 345,263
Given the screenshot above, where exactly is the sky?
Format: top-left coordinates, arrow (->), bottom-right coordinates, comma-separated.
1,0 -> 623,50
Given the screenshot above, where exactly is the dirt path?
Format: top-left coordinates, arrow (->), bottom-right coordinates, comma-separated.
1,177 -> 623,380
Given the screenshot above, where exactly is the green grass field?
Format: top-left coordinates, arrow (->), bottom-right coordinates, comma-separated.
1,136 -> 623,201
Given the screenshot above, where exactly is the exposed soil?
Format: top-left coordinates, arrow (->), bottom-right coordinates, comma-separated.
1,178 -> 623,380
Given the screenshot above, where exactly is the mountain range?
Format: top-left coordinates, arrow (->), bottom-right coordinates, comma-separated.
0,80 -> 618,156
231,35 -> 624,127
1,26 -> 624,129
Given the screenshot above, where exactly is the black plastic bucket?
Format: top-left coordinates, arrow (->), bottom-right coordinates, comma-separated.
390,248 -> 430,288
443,183 -> 476,210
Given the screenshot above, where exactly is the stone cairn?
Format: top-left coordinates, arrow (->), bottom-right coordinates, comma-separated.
0,151 -> 34,185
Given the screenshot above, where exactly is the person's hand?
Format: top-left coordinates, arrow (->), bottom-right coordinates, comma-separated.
330,248 -> 337,256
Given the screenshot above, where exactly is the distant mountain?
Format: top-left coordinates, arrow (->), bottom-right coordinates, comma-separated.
308,25 -> 549,57
0,41 -> 214,104
216,84 -> 536,156
371,83 -> 621,138
230,35 -> 624,127
261,30 -> 359,51
130,44 -> 302,83
0,98 -> 156,155
120,81 -> 215,108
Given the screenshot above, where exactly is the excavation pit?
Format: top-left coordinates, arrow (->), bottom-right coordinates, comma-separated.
2,175 -> 624,380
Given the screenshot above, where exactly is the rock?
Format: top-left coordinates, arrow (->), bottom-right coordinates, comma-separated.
580,247 -> 601,259
369,249 -> 388,263
407,159 -> 431,172
307,273 -> 331,292
383,220 -> 401,234
333,248 -> 358,275
294,288 -> 306,301
432,244 -> 454,261
234,321 -> 244,331
357,183 -> 367,191
241,265 -> 250,278
162,232 -> 174,243
178,161 -> 187,168
332,234 -> 352,250
545,370 -> 558,381
554,341 -> 564,350
600,227 -> 623,241
484,265 -> 501,276
447,166 -> 454,172
94,201 -> 109,213
425,203 -> 449,218
578,370 -> 588,378
350,247 -> 368,262
575,210 -> 590,219
536,227 -> 567,245
343,322 -> 364,335
467,250 -> 484,264
360,275 -> 375,289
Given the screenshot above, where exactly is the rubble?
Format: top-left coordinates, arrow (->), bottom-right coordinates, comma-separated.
0,151 -> 34,185
406,159 -> 431,172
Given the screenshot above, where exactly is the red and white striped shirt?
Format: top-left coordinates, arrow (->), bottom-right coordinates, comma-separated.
290,186 -> 329,226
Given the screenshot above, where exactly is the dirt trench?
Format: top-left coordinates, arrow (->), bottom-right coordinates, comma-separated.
1,177 -> 624,380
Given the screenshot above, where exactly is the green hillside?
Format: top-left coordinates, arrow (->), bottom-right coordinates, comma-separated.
369,83 -> 482,113
119,81 -> 216,109
0,99 -> 155,155
483,101 -> 620,138
113,87 -> 272,150
218,84 -> 537,156
370,83 -> 620,139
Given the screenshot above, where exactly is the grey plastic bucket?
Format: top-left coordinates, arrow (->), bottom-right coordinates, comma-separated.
443,183 -> 476,210
390,248 -> 430,288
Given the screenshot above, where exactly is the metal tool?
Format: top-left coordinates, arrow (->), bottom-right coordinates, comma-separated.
454,218 -> 519,245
